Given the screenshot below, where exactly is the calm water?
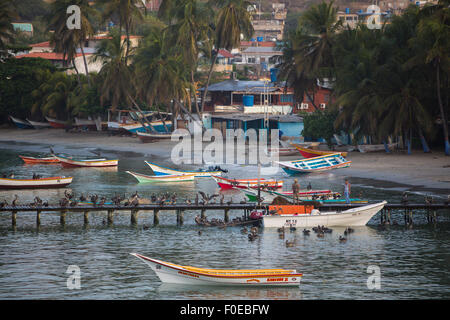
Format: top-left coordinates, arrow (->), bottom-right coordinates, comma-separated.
0,142 -> 449,299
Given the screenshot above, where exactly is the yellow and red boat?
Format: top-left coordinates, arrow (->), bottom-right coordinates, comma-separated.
131,253 -> 302,286
19,155 -> 60,164
291,143 -> 348,158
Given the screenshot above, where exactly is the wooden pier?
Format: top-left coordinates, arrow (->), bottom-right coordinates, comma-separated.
0,202 -> 448,228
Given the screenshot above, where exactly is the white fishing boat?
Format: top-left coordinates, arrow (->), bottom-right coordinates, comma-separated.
130,253 -> 303,286
26,119 -> 51,129
262,201 -> 387,228
145,161 -> 223,177
240,187 -> 337,203
74,117 -> 96,129
357,143 -> 398,153
275,153 -> 351,174
0,176 -> 73,189
53,155 -> 118,167
126,170 -> 196,183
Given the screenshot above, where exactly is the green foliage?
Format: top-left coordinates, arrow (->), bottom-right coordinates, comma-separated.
0,58 -> 56,121
301,110 -> 338,147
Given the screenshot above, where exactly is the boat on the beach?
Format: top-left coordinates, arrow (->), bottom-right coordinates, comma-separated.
262,201 -> 386,228
211,175 -> 283,189
357,143 -> 398,153
275,153 -> 351,174
291,144 -> 348,158
266,147 -> 299,157
9,116 -> 33,129
26,119 -> 51,129
136,131 -> 177,142
0,176 -> 73,189
130,253 -> 303,286
45,116 -> 66,129
74,117 -> 97,130
19,155 -> 60,164
145,161 -> 224,177
53,154 -> 118,167
126,170 -> 196,183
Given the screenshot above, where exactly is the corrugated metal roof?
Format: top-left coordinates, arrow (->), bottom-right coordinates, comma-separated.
211,113 -> 303,123
200,80 -> 286,92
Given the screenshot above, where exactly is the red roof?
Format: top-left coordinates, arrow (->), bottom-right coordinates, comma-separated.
218,49 -> 233,58
30,41 -> 52,47
15,52 -> 88,60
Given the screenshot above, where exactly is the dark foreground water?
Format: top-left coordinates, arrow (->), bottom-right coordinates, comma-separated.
0,143 -> 449,299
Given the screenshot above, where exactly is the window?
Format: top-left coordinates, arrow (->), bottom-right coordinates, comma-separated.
248,57 -> 256,64
324,94 -> 330,102
300,103 -> 309,110
320,103 -> 326,109
280,94 -> 293,103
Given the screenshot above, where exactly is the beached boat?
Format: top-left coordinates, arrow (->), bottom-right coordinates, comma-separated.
266,147 -> 299,157
136,131 -> 176,142
0,176 -> 73,189
262,201 -> 387,228
275,153 -> 351,174
26,119 -> 51,129
211,175 -> 283,189
126,170 -> 196,183
53,155 -> 118,167
74,117 -> 97,130
19,155 -> 60,164
45,116 -> 66,129
291,144 -> 348,158
9,116 -> 33,129
145,161 -> 223,177
357,143 -> 398,153
130,253 -> 302,286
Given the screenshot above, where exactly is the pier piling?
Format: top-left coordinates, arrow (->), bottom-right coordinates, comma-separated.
224,209 -> 230,223
83,211 -> 89,225
153,209 -> 160,226
131,209 -> 138,225
107,209 -> 114,225
176,209 -> 184,226
201,209 -> 206,219
36,210 -> 41,227
60,210 -> 66,226
12,210 -> 17,227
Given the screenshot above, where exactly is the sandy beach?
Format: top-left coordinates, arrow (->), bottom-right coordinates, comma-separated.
1,128 -> 449,192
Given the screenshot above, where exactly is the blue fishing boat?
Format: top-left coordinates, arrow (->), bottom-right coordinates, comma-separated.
275,153 -> 351,174
9,116 -> 33,129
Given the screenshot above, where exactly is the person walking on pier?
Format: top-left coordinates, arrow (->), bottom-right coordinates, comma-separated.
344,179 -> 351,204
292,179 -> 300,204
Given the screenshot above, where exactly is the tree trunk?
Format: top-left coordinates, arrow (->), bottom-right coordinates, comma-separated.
305,91 -> 319,111
418,127 -> 431,153
436,61 -> 449,155
72,59 -> 81,87
382,139 -> 390,153
200,51 -> 219,115
124,20 -> 131,65
79,44 -> 91,87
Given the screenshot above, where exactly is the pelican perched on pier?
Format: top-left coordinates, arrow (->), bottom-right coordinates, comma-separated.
198,191 -> 219,205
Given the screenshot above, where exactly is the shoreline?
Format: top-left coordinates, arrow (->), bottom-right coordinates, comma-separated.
1,128 -> 449,192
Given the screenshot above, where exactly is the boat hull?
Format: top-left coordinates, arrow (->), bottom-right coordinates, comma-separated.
0,176 -> 73,189
145,161 -> 222,177
292,144 -> 348,158
212,175 -> 283,189
19,155 -> 60,164
267,147 -> 299,156
275,153 -> 351,174
126,171 -> 196,182
263,201 -> 386,228
123,121 -> 173,134
26,119 -> 51,129
357,143 -> 398,153
45,116 -> 66,129
131,254 -> 302,286
53,155 -> 118,167
9,116 -> 33,129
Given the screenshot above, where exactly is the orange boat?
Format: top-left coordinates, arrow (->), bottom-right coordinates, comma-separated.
19,155 -> 60,164
291,144 -> 348,158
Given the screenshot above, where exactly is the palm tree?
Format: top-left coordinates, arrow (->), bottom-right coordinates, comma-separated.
97,0 -> 143,64
278,1 -> 342,111
133,28 -> 191,131
200,0 -> 254,113
0,0 -> 18,56
91,27 -> 134,109
46,0 -> 95,86
410,0 -> 450,155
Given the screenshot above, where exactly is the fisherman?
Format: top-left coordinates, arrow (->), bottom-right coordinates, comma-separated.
292,179 -> 300,204
344,178 -> 351,204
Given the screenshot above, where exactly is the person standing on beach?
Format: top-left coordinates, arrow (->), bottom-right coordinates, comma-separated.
292,179 -> 300,204
344,179 -> 351,204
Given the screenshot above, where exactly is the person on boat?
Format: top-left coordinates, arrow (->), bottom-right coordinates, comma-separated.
344,179 -> 351,204
8,172 -> 14,178
292,179 -> 300,204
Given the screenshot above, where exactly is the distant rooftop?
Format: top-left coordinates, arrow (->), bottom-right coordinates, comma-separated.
200,80 -> 287,92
